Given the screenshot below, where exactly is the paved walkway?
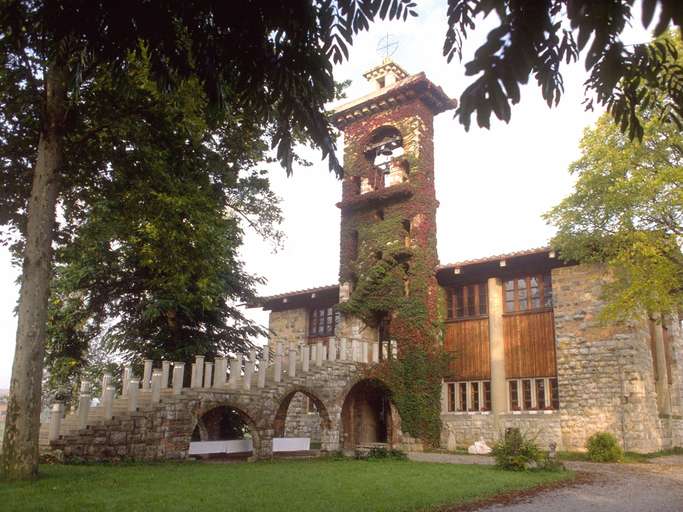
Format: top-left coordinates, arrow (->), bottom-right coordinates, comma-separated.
408,452 -> 683,512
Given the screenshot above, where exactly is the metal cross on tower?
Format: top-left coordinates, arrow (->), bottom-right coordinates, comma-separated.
376,33 -> 398,59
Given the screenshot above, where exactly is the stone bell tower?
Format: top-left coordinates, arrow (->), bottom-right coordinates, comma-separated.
330,59 -> 456,354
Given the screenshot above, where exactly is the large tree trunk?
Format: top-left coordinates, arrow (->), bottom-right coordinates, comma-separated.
1,63 -> 67,480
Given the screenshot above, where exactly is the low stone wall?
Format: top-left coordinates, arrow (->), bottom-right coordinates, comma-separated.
441,412 -> 561,450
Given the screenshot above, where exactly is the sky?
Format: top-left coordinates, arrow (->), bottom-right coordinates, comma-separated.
0,2 -> 655,388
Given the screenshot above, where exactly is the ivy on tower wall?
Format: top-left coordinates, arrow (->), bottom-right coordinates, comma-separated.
336,99 -> 451,446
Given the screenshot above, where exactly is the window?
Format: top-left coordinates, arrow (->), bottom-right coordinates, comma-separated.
503,274 -> 553,313
308,306 -> 338,337
445,380 -> 491,413
446,283 -> 488,320
508,378 -> 559,411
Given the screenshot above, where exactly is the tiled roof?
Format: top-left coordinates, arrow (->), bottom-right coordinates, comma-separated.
438,246 -> 552,270
253,284 -> 339,305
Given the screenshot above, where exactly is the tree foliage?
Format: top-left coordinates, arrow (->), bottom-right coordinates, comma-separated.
545,34 -> 683,319
444,1 -> 683,140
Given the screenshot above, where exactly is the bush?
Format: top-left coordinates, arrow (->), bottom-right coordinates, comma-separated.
491,428 -> 541,471
586,432 -> 623,462
364,447 -> 408,461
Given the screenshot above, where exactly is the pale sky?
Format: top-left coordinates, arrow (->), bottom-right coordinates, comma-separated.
0,2 -> 654,388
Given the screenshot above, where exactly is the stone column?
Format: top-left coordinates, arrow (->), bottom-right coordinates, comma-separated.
48,402 -> 64,442
351,340 -> 359,362
372,342 -> 380,363
213,358 -> 226,387
488,277 -> 506,429
361,341 -> 369,363
194,356 -> 205,389
161,360 -> 171,388
151,370 -> 162,403
289,348 -> 297,377
78,390 -> 91,430
190,363 -> 197,388
204,362 -> 214,388
172,362 -> 185,395
302,344 -> 310,372
100,372 -> 112,401
316,340 -> 324,366
142,359 -> 153,389
228,357 -> 240,389
243,359 -> 255,390
103,386 -> 115,420
274,345 -> 283,383
257,352 -> 267,388
128,379 -> 140,412
652,317 -> 672,415
329,338 -> 337,362
121,366 -> 132,397
339,338 -> 347,361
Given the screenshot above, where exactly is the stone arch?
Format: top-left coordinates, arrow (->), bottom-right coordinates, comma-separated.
272,386 -> 332,440
190,401 -> 262,458
339,377 -> 402,451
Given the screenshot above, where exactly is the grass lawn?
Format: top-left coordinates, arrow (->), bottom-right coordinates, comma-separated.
1,458 -> 572,512
559,446 -> 683,464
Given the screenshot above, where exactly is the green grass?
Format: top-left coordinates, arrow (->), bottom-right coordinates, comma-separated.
559,446 -> 683,463
1,459 -> 573,512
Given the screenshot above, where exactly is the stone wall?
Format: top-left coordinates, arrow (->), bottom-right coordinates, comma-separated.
283,392 -> 322,443
441,412 -> 561,450
552,264 -> 664,453
269,309 -> 308,346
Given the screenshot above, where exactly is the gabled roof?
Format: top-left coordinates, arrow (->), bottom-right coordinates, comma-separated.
250,284 -> 339,311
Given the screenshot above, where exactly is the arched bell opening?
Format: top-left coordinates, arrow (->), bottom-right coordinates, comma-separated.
273,389 -> 331,452
341,378 -> 399,451
190,405 -> 257,459
363,126 -> 407,190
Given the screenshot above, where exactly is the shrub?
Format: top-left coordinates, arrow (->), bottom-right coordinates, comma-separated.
491,428 -> 541,471
586,432 -> 623,462
365,447 -> 408,461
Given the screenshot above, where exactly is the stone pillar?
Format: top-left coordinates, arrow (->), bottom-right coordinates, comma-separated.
289,348 -> 297,377
172,362 -> 185,395
329,338 -> 337,362
194,356 -> 205,389
372,342 -> 380,363
142,359 -> 153,389
161,360 -> 171,388
244,359 -> 255,390
302,344 -> 310,372
274,344 -> 283,383
100,372 -> 112,401
78,390 -> 91,430
361,341 -> 369,363
228,357 -> 241,389
488,277 -> 506,428
102,386 -> 115,420
257,352 -> 267,388
121,366 -> 132,397
316,340 -> 324,366
310,344 -> 317,363
339,338 -> 347,361
351,339 -> 359,362
48,402 -> 64,442
190,363 -> 197,388
128,379 -> 140,412
204,362 -> 214,388
213,358 -> 226,387
151,370 -> 162,404
652,317 -> 672,415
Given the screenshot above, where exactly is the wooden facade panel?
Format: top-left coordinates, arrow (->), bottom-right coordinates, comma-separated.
444,319 -> 490,380
503,310 -> 557,378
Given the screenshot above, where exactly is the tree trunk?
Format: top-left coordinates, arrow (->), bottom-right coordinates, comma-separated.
1,62 -> 67,480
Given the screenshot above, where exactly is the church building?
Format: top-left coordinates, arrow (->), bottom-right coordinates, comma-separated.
254,59 -> 683,453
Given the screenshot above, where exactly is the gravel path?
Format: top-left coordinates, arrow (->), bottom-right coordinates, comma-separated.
408,452 -> 683,512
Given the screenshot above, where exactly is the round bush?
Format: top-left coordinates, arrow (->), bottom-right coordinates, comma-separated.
492,428 -> 541,471
586,432 -> 623,462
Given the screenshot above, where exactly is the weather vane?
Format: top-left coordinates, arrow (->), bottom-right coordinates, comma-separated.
377,33 -> 399,59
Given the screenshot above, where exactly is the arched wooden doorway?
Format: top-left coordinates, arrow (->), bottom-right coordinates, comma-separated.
341,379 -> 397,450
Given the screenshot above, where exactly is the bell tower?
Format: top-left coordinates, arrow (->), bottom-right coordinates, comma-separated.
331,59 -> 456,354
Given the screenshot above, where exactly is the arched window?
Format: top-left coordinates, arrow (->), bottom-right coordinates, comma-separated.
363,126 -> 407,189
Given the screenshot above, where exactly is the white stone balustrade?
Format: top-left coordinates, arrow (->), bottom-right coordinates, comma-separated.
214,358 -> 227,387
316,340 -> 324,366
128,379 -> 140,412
78,391 -> 91,430
103,386 -> 115,420
122,366 -> 132,397
204,362 -> 213,388
274,344 -> 283,383
243,358 -> 255,391
328,338 -> 337,362
302,345 -> 310,372
194,356 -> 205,389
230,357 -> 242,389
339,338 -> 347,361
288,348 -> 297,378
142,359 -> 153,389
49,402 -> 64,442
257,352 -> 267,389
100,373 -> 112,401
351,340 -> 359,362
172,362 -> 184,395
372,342 -> 380,363
161,361 -> 171,388
362,341 -> 369,363
151,370 -> 162,403
190,363 -> 197,388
